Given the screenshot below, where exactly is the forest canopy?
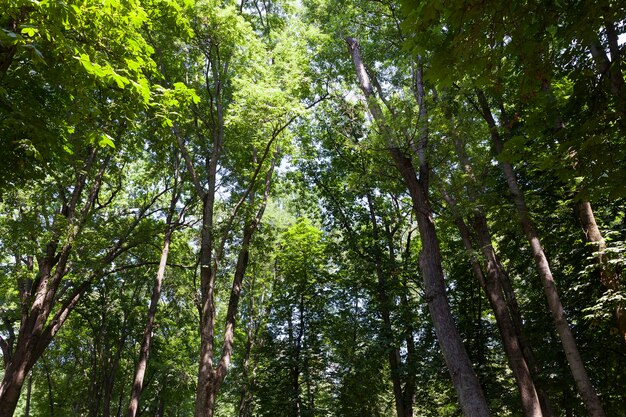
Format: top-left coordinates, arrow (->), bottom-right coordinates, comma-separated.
0,0 -> 625,416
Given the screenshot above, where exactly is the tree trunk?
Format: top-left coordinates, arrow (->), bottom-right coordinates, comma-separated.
201,160 -> 274,416
476,90 -> 605,417
0,356 -> 29,417
575,199 -> 626,343
346,37 -> 490,417
443,190 -> 543,417
194,40 -> 224,417
453,113 -> 555,417
398,158 -> 490,417
126,230 -> 171,417
127,174 -> 180,417
195,191 -> 218,417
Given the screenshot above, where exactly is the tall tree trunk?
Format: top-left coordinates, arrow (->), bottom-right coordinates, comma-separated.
193,39 -> 225,417
476,90 -> 605,417
345,37 -> 490,417
575,199 -> 626,342
195,188 -> 218,417
443,190 -> 543,417
127,167 -> 182,417
125,227 -> 170,416
191,131 -> 275,417
451,131 -> 554,416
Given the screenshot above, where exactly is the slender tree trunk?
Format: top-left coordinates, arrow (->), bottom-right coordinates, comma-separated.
476,90 -> 605,417
346,37 -> 490,417
126,230 -> 171,417
575,199 -> 626,342
443,191 -> 543,417
127,172 -> 181,417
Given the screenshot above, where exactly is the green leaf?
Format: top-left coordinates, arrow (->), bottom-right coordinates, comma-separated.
20,27 -> 38,37
98,133 -> 116,149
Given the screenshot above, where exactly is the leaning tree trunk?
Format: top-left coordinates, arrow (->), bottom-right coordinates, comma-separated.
126,226 -> 175,417
346,37 -> 490,417
452,131 -> 554,416
126,228 -> 172,417
442,190 -> 543,417
476,90 -> 605,417
127,161 -> 182,417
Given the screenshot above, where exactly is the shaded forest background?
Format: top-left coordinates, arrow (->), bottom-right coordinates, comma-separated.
0,0 -> 625,416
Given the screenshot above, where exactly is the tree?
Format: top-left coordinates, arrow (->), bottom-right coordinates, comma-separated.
344,36 -> 491,416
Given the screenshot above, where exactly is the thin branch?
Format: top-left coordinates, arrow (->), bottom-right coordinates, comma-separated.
173,126 -> 206,199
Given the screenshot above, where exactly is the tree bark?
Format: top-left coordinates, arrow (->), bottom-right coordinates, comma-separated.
476,90 -> 605,417
126,229 -> 172,417
345,37 -> 490,417
193,40 -> 224,417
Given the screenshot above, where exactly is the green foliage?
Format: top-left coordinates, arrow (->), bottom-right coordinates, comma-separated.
2,1 -> 626,416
